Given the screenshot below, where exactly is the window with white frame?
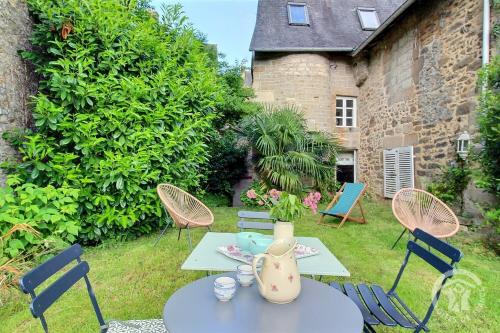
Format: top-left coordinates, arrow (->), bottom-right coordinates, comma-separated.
287,2 -> 309,25
357,7 -> 380,30
335,97 -> 357,127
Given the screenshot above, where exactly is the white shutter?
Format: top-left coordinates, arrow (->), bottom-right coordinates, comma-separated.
383,146 -> 414,198
398,146 -> 414,189
383,149 -> 398,198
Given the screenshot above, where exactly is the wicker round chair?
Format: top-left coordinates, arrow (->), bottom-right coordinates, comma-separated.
391,188 -> 460,249
156,184 -> 214,249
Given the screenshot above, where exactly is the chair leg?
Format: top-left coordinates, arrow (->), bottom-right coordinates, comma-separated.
153,223 -> 170,247
153,216 -> 173,247
391,228 -> 407,249
177,227 -> 182,241
337,215 -> 349,228
358,200 -> 367,224
186,224 -> 192,250
364,324 -> 377,333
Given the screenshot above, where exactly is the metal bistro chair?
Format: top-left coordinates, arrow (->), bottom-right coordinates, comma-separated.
237,210 -> 276,231
330,228 -> 463,333
19,244 -> 167,333
391,188 -> 460,249
155,184 -> 214,249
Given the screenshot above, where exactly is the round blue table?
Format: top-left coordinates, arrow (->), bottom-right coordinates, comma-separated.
163,273 -> 363,333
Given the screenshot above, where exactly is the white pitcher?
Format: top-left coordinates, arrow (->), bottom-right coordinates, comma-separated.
252,237 -> 301,304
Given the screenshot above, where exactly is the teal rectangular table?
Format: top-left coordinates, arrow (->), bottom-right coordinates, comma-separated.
181,232 -> 350,277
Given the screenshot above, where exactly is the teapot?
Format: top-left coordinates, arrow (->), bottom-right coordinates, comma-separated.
252,237 -> 301,304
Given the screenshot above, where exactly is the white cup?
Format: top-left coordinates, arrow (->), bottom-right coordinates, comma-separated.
214,277 -> 236,301
236,264 -> 255,287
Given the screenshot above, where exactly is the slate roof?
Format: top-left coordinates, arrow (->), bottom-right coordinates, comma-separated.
249,0 -> 407,52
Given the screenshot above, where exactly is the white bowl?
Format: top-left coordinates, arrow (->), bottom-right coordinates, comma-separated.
236,264 -> 255,287
214,277 -> 236,301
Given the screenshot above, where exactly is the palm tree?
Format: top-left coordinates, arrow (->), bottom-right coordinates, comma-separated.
239,105 -> 339,195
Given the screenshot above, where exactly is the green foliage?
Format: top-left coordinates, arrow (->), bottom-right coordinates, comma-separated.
474,57 -> 500,253
240,105 -> 339,195
213,60 -> 260,129
476,56 -> 500,195
0,175 -> 78,259
484,208 -> 500,255
197,193 -> 231,208
270,192 -> 306,222
204,131 -> 248,198
203,60 -> 259,200
427,161 -> 471,210
2,0 -> 222,243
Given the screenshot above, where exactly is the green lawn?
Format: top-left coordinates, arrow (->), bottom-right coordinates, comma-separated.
1,199 -> 499,332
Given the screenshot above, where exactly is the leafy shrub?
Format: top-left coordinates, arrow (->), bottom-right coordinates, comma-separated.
1,224 -> 68,289
0,175 -> 79,258
476,56 -> 500,253
476,56 -> 500,194
427,161 -> 471,210
204,131 -> 248,199
483,208 -> 500,255
239,106 -> 339,195
203,60 -> 259,200
213,60 -> 260,129
3,1 -> 222,243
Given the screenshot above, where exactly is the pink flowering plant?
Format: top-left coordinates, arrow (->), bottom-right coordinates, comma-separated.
240,181 -> 280,208
303,191 -> 322,214
242,182 -> 323,219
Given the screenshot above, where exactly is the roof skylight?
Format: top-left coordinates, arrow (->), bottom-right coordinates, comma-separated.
288,3 -> 309,25
357,7 -> 380,30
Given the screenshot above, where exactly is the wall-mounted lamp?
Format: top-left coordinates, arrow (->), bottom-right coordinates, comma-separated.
457,131 -> 471,159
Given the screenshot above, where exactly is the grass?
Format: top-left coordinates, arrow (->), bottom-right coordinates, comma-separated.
1,198 -> 499,332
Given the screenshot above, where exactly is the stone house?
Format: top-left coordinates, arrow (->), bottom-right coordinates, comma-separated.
249,0 -> 491,199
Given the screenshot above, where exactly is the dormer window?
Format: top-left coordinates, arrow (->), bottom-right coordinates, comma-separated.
357,7 -> 380,30
288,3 -> 309,25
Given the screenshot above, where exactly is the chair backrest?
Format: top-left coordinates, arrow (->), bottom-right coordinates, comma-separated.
392,188 -> 460,238
157,183 -> 214,228
390,228 -> 463,330
19,244 -> 106,333
331,182 -> 365,214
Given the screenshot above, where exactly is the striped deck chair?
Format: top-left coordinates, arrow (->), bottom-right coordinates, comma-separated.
318,182 -> 367,228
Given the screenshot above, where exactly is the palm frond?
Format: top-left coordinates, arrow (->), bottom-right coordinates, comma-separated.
240,104 -> 340,194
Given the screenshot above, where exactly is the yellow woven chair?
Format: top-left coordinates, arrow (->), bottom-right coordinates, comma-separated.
156,184 -> 214,249
391,188 -> 460,249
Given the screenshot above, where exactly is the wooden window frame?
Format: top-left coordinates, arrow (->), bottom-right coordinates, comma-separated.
335,96 -> 357,128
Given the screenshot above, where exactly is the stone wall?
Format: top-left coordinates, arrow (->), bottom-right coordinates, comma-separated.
0,0 -> 36,185
252,52 -> 334,133
354,0 -> 483,196
252,52 -> 361,149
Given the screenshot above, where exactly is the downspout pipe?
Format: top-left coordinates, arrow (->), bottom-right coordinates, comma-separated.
483,0 -> 490,65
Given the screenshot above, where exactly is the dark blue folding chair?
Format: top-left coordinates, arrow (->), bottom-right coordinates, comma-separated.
19,244 -> 166,333
330,228 -> 463,333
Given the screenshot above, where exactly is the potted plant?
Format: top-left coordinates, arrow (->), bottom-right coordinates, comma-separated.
270,192 -> 307,240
